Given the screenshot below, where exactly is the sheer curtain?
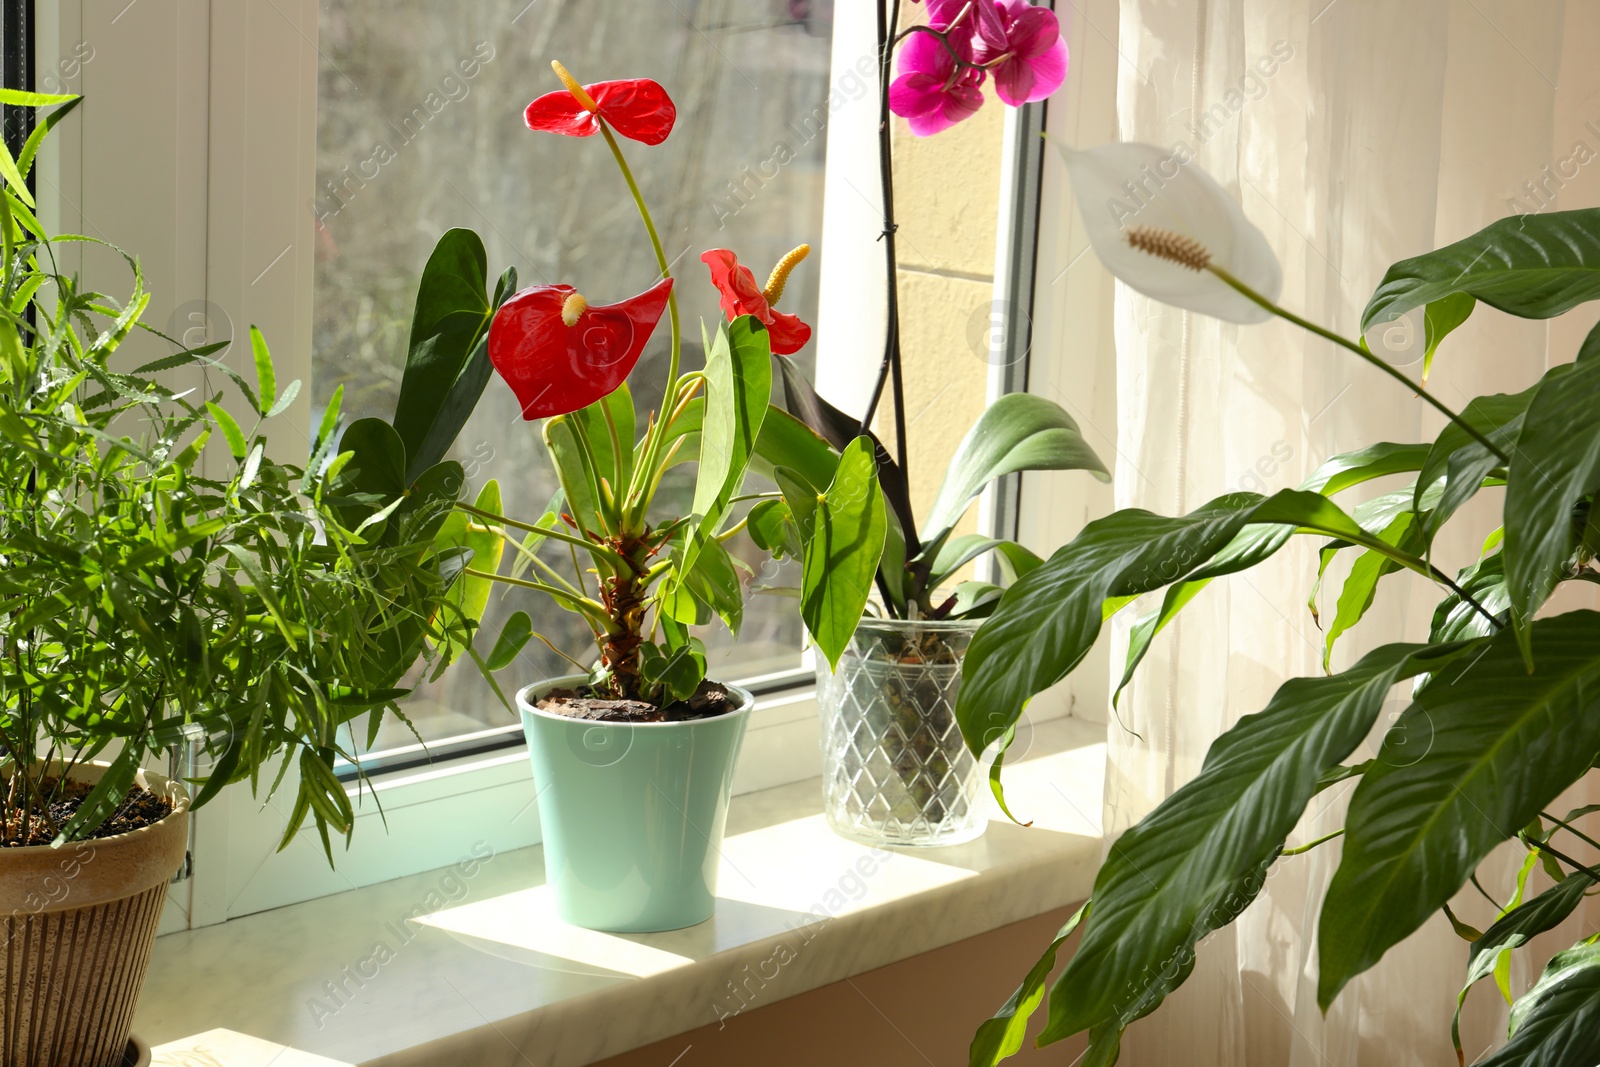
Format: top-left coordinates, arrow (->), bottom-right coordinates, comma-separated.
1098,1 -> 1600,1063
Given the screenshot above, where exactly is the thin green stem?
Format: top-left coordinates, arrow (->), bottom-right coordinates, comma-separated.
462,567 -> 611,631
1521,832 -> 1600,883
1543,810 -> 1600,855
1281,828 -> 1343,857
1208,265 -> 1510,464
454,501 -> 627,570
597,119 -> 680,527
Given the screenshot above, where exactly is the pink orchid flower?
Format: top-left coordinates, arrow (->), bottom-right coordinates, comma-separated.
888,28 -> 987,137
971,0 -> 1068,107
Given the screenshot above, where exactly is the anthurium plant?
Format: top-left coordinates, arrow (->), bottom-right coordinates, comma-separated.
433,61 -> 864,706
961,142 -> 1600,1066
0,91 -> 480,859
768,0 -> 1108,650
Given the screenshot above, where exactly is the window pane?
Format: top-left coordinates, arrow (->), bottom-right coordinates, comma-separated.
314,1 -> 833,754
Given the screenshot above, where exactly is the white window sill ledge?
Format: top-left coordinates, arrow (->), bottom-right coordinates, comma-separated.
135,717 -> 1105,1067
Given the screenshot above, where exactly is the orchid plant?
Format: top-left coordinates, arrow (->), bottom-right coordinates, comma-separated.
434,61 -> 873,705
769,0 -> 1106,637
961,142 -> 1600,1067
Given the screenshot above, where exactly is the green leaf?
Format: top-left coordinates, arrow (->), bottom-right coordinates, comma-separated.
970,902 -> 1088,1067
801,436 -> 886,670
1318,611 -> 1600,1010
1041,640 -> 1470,1046
543,414 -> 604,535
16,95 -> 81,180
1453,870 -> 1596,1057
1479,941 -> 1600,1067
0,87 -> 79,107
678,532 -> 744,636
1112,442 -> 1434,709
922,394 -> 1108,548
574,382 -> 635,499
1362,209 -> 1600,331
957,489 -> 1427,762
1322,512 -> 1422,670
436,479 -> 503,626
486,611 -> 534,671
325,418 -> 408,530
948,580 -> 1004,618
1415,384 -> 1534,539
206,400 -> 248,460
57,746 -> 144,841
749,405 -> 840,498
1420,292 -> 1475,385
747,498 -> 801,559
1430,550 -> 1510,643
265,378 -> 302,419
693,317 -> 770,540
1504,357 -> 1600,643
392,228 -> 493,482
0,120 -> 34,207
250,326 -> 275,416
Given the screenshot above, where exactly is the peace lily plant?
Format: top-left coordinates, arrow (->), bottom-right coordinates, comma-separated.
963,141 -> 1600,1067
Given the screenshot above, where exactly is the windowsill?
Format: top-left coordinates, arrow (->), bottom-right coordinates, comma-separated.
135,717 -> 1105,1066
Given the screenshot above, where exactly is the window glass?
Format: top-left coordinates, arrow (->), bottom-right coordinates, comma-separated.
314,0 -> 833,752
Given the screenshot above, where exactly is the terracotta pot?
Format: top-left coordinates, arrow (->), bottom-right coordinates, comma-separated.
0,764 -> 189,1067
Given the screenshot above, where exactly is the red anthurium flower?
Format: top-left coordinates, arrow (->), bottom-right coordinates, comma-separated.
489,278 -> 674,420
523,60 -> 677,146
701,245 -> 812,356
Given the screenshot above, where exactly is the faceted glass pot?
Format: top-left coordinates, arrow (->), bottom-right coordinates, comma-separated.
815,617 -> 986,846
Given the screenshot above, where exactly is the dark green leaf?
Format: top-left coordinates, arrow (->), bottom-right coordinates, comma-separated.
1318,611 -> 1600,1010
1362,209 -> 1600,331
1042,640 -> 1470,1045
1479,941 -> 1600,1067
1504,358 -> 1600,642
392,228 -> 493,481
1420,292 -> 1475,384
487,611 -> 534,671
970,903 -> 1087,1067
1430,550 -> 1510,643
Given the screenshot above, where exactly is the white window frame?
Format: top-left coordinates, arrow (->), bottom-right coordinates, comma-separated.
39,0 -> 1086,929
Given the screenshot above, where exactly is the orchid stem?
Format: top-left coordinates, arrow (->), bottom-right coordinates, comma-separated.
1207,265 -> 1509,465
596,118 -> 680,530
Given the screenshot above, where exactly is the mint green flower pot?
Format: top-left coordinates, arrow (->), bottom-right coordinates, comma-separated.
517,677 -> 753,932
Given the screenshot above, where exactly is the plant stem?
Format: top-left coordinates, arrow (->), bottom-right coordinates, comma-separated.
454,501 -> 627,569
1208,266 -> 1510,464
1521,832 -> 1600,883
596,119 -> 681,528
859,0 -> 907,486
1281,828 -> 1344,856
462,567 -> 609,625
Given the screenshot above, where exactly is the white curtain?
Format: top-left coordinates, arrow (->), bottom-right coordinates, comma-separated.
1100,1 -> 1600,1063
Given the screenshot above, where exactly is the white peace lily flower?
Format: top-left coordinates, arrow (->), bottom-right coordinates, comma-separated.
1054,139 -> 1283,324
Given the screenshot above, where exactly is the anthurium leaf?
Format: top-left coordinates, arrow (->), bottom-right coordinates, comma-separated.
956,489 -> 1424,762
1430,550 -> 1510,643
1504,358 -> 1600,641
1040,640 -> 1471,1046
747,498 -> 801,559
694,317 -> 770,534
682,532 -> 744,637
1318,611 -> 1600,1011
923,393 -> 1109,548
746,403 -> 840,495
1420,292 -> 1475,385
393,228 -> 493,481
435,479 -> 502,625
486,611 -> 534,671
543,414 -> 604,535
1362,209 -> 1600,332
970,902 -> 1089,1067
1478,941 -> 1600,1067
802,436 -> 886,670
772,355 -> 918,560
573,381 -> 635,499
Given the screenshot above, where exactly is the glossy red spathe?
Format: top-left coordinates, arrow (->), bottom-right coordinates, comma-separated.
489,278 -> 674,420
701,249 -> 812,356
524,78 -> 678,146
